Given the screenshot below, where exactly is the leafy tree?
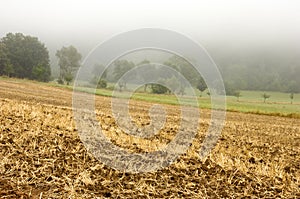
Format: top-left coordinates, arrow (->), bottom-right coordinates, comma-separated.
57,78 -> 64,85
0,43 -> 9,75
262,93 -> 271,103
88,64 -> 109,89
164,55 -> 200,88
0,33 -> 51,81
165,76 -> 181,94
151,83 -> 170,94
117,82 -> 126,92
234,91 -> 242,102
64,72 -> 73,85
150,78 -> 171,94
137,59 -> 151,92
290,93 -> 294,104
56,45 -> 82,84
32,64 -> 50,81
92,63 -> 107,80
196,77 -> 207,97
224,81 -> 238,96
3,64 -> 14,77
287,80 -> 299,93
113,60 -> 135,91
97,79 -> 107,89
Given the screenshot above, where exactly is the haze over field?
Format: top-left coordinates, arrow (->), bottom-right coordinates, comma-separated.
1,0 -> 300,92
1,1 -> 299,57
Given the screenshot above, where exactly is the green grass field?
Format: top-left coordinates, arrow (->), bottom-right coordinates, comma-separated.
58,82 -> 300,117
1,76 -> 299,117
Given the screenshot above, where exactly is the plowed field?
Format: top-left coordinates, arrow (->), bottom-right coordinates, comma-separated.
0,79 -> 299,198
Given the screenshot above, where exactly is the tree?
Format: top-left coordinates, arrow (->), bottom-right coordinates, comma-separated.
262,93 -> 271,103
0,42 -> 9,75
150,78 -> 170,94
56,45 -> 82,84
287,80 -> 299,94
3,64 -> 14,77
97,79 -> 107,89
113,60 -> 135,91
224,81 -> 237,96
0,33 -> 51,81
64,72 -> 73,85
196,77 -> 207,97
32,64 -> 50,82
290,93 -> 294,104
164,55 -> 200,88
234,91 -> 242,102
151,84 -> 170,94
92,63 -> 107,80
137,59 -> 151,92
165,76 -> 181,94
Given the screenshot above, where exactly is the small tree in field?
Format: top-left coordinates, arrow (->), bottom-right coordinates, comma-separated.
151,84 -> 170,94
97,79 -> 107,89
196,77 -> 207,97
234,91 -> 242,102
262,93 -> 270,103
290,93 -> 294,104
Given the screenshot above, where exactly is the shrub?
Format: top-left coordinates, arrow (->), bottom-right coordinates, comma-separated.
151,84 -> 170,94
97,79 -> 107,89
57,78 -> 64,85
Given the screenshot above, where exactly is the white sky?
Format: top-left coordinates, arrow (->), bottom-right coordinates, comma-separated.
1,0 -> 300,56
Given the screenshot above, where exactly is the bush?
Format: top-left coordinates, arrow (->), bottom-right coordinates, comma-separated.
151,84 -> 170,94
106,85 -> 115,90
97,79 -> 107,88
57,78 -> 64,85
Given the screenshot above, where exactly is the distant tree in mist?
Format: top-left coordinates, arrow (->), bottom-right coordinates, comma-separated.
224,81 -> 237,96
56,45 -> 81,84
164,55 -> 200,88
262,93 -> 271,103
234,91 -> 242,102
212,48 -> 300,93
290,93 -> 294,104
151,82 -> 170,94
97,79 -> 107,89
113,59 -> 135,91
137,59 -> 151,92
196,77 -> 207,97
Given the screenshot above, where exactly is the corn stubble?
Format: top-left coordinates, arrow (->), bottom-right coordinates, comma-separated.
0,80 -> 299,198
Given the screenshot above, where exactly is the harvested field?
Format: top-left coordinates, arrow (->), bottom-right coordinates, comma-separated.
0,79 -> 299,198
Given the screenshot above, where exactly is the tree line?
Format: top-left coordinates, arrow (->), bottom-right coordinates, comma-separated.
90,56 -> 207,95
0,32 -> 82,83
0,32 -> 299,95
0,33 -> 51,81
211,46 -> 300,94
